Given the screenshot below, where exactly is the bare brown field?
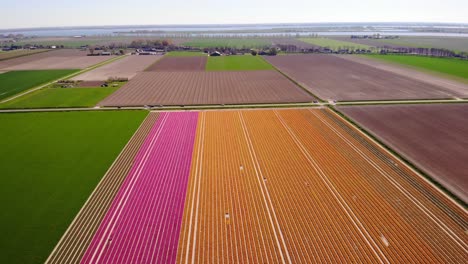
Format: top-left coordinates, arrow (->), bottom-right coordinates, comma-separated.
0,49 -> 50,61
98,71 -> 314,106
76,81 -> 106,87
46,113 -> 159,264
337,55 -> 468,96
145,56 -> 207,71
71,55 -> 162,81
0,50 -> 113,70
339,104 -> 468,203
264,54 -> 462,101
178,108 -> 467,263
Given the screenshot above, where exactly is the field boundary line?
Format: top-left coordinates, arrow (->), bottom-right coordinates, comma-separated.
184,112 -> 205,264
315,109 -> 468,250
45,111 -> 152,264
0,54 -> 126,104
273,109 -> 389,264
88,113 -> 169,263
0,49 -> 51,62
259,55 -> 323,102
329,106 -> 467,211
238,111 -> 292,264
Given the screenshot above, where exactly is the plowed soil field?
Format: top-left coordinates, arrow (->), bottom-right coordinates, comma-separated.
339,104 -> 468,203
98,71 -> 314,106
145,56 -> 207,71
71,55 -> 162,81
0,50 -> 113,70
264,54 -> 464,101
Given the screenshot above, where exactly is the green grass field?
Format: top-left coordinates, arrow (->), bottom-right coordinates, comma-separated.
0,70 -> 79,101
166,51 -> 207,57
365,54 -> 468,80
299,37 -> 372,50
0,111 -> 147,264
206,56 -> 273,71
182,38 -> 271,48
0,87 -> 119,109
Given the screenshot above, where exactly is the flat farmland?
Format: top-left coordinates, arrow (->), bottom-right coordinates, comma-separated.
81,112 -> 198,264
0,49 -> 50,61
47,113 -> 160,264
0,50 -> 114,70
375,36 -> 468,53
339,104 -> 468,203
0,70 -> 79,100
52,109 -> 468,264
145,56 -> 207,71
363,54 -> 468,80
264,54 -> 466,101
337,55 -> 468,96
182,38 -> 271,48
71,55 -> 162,81
178,109 -> 466,263
166,51 -> 207,57
98,71 -> 314,106
269,37 -> 320,49
0,111 -> 148,264
298,37 -> 372,50
0,87 -> 119,109
206,55 -> 273,71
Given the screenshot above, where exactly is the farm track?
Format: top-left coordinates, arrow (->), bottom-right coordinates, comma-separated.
81,112 -> 198,264
179,109 -> 467,263
45,112 -> 159,264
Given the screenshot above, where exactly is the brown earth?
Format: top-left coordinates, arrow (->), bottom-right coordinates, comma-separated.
339,104 -> 468,203
264,54 -> 463,101
99,71 -> 314,106
145,56 -> 207,71
71,55 -> 162,81
77,81 -> 106,87
0,50 -> 113,70
337,55 -> 468,98
45,113 -> 159,264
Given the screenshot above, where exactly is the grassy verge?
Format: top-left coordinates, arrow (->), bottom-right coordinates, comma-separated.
0,70 -> 79,101
206,55 -> 273,71
363,54 -> 468,80
0,110 -> 148,264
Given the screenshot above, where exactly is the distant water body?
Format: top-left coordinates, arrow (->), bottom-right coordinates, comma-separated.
2,24 -> 468,37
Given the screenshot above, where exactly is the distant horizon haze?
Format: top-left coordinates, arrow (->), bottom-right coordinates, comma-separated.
1,0 -> 467,29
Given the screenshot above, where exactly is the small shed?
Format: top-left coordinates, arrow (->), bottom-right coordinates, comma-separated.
209,51 -> 222,56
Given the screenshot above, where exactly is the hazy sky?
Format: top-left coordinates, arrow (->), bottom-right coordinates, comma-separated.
1,0 -> 467,29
